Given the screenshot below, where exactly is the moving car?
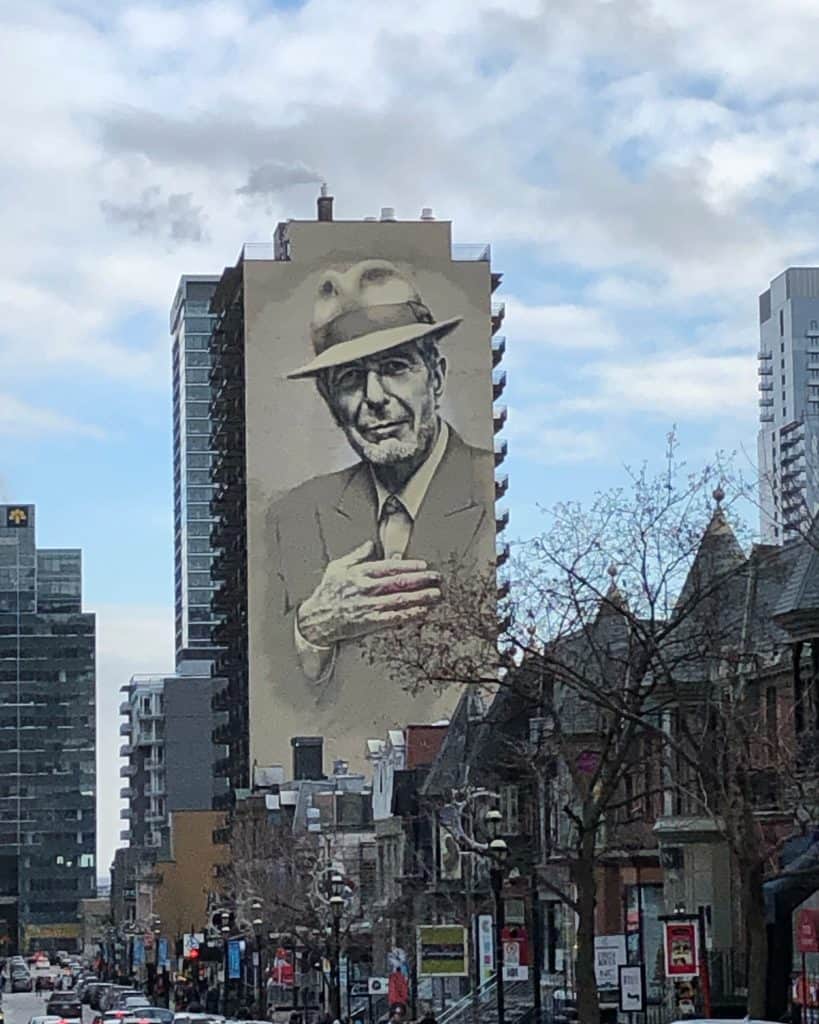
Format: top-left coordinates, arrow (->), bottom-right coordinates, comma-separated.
110,992 -> 152,1013
45,995 -> 82,1024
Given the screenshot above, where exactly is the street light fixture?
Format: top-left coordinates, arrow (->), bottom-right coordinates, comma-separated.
250,898 -> 264,1016
486,809 -> 509,1024
151,917 -> 162,999
329,873 -> 345,1020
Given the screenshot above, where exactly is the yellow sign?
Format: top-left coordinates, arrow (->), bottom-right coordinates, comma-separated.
6,508 -> 28,528
23,923 -> 81,940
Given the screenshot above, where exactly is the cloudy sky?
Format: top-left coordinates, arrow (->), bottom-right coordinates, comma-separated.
4,0 -> 819,877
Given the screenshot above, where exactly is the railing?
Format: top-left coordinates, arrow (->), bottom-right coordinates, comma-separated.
437,977 -> 531,1024
452,243 -> 491,262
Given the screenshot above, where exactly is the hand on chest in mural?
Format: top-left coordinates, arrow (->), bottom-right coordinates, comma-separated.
296,539 -> 442,648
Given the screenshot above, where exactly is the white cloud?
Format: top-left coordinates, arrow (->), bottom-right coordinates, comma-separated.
566,352 -> 757,417
505,297 -> 621,354
0,394 -> 104,439
506,407 -> 608,464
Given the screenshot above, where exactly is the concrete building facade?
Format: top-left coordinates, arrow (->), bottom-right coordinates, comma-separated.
758,267 -> 819,543
120,673 -> 226,851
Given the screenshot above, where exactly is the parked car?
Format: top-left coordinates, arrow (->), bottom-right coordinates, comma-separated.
101,987 -> 143,1012
110,992 -> 151,1013
88,983 -> 115,1010
126,1010 -> 174,1024
11,973 -> 33,993
27,1016 -> 63,1024
44,996 -> 82,1024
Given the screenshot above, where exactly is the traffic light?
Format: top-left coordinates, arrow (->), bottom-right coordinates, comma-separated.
189,947 -> 200,961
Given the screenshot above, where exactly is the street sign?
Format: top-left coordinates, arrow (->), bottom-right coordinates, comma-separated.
618,965 -> 645,1013
417,925 -> 468,977
227,939 -> 241,979
503,964 -> 529,981
503,940 -> 520,967
662,919 -> 699,980
797,909 -> 819,954
594,934 -> 626,989
367,977 -> 388,995
477,914 -> 494,986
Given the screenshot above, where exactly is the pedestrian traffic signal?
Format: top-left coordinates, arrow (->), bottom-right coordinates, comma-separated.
188,948 -> 199,960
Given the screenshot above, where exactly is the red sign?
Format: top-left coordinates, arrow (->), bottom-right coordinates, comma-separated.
663,921 -> 699,979
797,909 -> 819,954
271,948 -> 294,986
501,925 -> 530,966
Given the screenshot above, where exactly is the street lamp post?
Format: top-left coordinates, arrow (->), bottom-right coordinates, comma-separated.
486,809 -> 509,1024
151,917 -> 161,998
250,898 -> 264,1017
329,873 -> 344,1021
220,910 -> 231,1016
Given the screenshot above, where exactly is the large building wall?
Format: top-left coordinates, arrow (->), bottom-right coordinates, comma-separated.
240,218 -> 498,773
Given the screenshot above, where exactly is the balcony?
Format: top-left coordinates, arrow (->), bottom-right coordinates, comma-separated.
758,350 -> 772,360
119,722 -> 131,736
494,440 -> 508,467
451,242 -> 491,262
761,413 -> 774,422
495,475 -> 509,501
496,543 -> 510,568
491,302 -> 506,334
119,701 -> 130,715
759,398 -> 774,407
492,370 -> 507,400
119,744 -> 132,758
493,406 -> 508,433
119,763 -> 136,778
492,336 -> 506,367
119,829 -> 130,842
119,787 -> 133,800
758,381 -> 773,392
120,808 -> 131,820
496,509 -> 510,533
758,364 -> 773,376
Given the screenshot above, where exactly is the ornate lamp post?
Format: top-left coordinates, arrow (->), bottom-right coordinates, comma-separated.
250,897 -> 264,1016
486,809 -> 509,1024
219,909 -> 231,1015
151,916 -> 162,997
329,873 -> 345,1021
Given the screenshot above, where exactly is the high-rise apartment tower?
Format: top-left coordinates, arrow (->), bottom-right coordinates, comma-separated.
758,268 -> 819,544
170,276 -> 222,673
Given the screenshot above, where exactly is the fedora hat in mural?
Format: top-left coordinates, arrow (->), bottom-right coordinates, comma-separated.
287,258 -> 462,379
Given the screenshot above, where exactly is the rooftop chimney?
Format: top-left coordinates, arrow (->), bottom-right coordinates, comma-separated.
420,207 -> 435,221
317,184 -> 334,222
380,206 -> 396,222
291,736 -> 324,780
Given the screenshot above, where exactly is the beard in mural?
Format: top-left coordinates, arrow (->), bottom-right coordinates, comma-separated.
266,258 -> 494,689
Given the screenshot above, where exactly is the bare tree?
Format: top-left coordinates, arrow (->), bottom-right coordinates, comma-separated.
366,436 -> 774,1023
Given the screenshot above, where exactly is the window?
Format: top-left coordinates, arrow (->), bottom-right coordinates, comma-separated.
780,310 -> 785,335
766,687 -> 778,748
499,784 -> 520,834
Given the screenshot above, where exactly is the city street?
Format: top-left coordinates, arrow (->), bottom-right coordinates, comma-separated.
2,991 -> 95,1024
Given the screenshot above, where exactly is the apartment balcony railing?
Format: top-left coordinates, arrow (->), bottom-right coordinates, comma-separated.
759,397 -> 774,407
451,242 -> 491,262
759,381 -> 774,391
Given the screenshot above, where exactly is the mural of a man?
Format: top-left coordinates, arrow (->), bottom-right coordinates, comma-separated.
266,258 -> 494,696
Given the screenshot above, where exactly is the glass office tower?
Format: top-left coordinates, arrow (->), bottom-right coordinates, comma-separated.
170,276 -> 222,674
0,504 -> 96,953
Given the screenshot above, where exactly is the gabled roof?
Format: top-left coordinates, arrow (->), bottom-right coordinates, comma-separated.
773,513 -> 819,640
